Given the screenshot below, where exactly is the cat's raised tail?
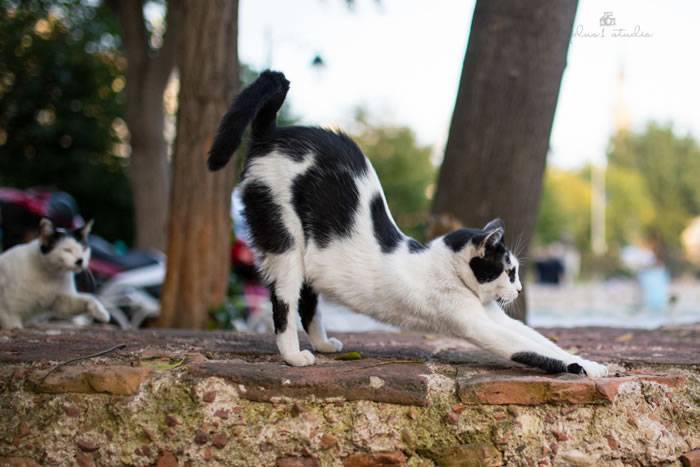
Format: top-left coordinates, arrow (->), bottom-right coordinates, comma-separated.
207,70 -> 290,171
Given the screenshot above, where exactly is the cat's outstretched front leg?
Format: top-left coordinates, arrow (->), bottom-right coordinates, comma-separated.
51,293 -> 110,323
0,311 -> 23,329
450,297 -> 607,377
483,302 -> 608,377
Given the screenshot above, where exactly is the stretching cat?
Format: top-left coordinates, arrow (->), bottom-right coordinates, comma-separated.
207,71 -> 608,377
0,219 -> 110,329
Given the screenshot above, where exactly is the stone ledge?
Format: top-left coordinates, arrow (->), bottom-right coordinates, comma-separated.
1,327 -> 699,466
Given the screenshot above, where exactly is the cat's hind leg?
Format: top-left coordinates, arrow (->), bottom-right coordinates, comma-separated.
299,284 -> 343,353
264,253 -> 315,367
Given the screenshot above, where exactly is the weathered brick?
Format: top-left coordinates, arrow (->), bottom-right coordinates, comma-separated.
458,373 -> 685,405
681,449 -> 700,467
0,458 -> 41,467
190,359 -> 430,406
343,451 -> 407,467
31,365 -> 151,396
276,457 -> 321,467
156,451 -> 178,467
458,375 -> 604,405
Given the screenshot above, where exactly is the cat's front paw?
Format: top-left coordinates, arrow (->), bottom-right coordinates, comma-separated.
313,337 -> 343,353
87,299 -> 110,323
568,358 -> 608,378
283,350 -> 316,367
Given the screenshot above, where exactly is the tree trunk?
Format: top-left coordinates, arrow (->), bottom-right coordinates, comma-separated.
156,0 -> 239,329
432,0 -> 578,321
126,71 -> 170,252
109,0 -> 181,251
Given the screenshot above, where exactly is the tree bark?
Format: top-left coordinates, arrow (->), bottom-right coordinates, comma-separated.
432,0 -> 578,321
156,0 -> 239,329
108,0 -> 182,251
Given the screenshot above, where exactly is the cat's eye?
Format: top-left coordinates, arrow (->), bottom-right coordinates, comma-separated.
508,268 -> 516,282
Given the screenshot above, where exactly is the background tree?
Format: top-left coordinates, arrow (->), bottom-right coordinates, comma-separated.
0,0 -> 133,243
156,0 -> 238,329
432,0 -> 578,321
106,0 -> 182,251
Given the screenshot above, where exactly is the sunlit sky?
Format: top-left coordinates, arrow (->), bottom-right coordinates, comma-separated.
238,0 -> 700,168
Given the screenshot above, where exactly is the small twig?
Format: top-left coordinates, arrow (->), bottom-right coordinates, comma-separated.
39,343 -> 127,383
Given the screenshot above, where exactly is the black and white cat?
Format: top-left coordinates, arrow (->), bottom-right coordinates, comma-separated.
0,219 -> 110,329
207,71 -> 607,377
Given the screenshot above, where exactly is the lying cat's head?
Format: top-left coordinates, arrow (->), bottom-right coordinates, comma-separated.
444,218 -> 522,304
39,218 -> 92,273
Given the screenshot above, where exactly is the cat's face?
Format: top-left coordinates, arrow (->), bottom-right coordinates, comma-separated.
449,219 -> 522,304
39,218 -> 92,273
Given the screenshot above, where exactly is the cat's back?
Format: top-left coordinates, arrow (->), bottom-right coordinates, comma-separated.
248,126 -> 368,175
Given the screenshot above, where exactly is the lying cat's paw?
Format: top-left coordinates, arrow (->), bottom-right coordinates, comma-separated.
313,337 -> 343,353
87,299 -> 110,323
283,350 -> 316,367
569,358 -> 608,378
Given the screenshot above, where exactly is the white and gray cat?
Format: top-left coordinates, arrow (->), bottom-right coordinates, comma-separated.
207,71 -> 608,377
0,218 -> 110,329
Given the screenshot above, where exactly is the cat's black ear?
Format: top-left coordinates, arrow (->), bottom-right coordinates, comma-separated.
482,227 -> 504,248
39,218 -> 54,240
39,218 -> 55,253
482,218 -> 505,246
76,220 -> 93,242
483,218 -> 504,232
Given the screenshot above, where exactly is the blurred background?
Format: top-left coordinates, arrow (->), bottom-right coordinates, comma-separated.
1,0 -> 699,331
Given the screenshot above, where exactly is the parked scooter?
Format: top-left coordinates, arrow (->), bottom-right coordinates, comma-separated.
88,235 -> 165,329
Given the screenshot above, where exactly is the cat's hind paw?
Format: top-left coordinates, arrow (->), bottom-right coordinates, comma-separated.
283,350 -> 316,367
87,299 -> 110,323
313,337 -> 343,353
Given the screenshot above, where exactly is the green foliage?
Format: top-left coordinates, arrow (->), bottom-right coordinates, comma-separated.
608,124 -> 700,253
535,167 -> 591,250
352,115 -> 436,240
535,123 -> 700,267
0,0 -> 133,243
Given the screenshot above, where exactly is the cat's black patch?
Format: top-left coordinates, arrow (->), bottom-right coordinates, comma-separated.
261,127 -> 368,248
469,257 -> 505,283
298,282 -> 318,332
512,352 -> 568,374
370,194 -> 402,254
567,362 -> 585,375
407,238 -> 427,253
443,228 -> 483,252
292,166 -> 360,248
269,285 -> 288,334
40,229 -> 70,254
244,127 -> 370,249
508,268 -> 516,283
242,182 -> 294,254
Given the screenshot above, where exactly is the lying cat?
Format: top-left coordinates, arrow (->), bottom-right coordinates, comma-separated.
0,218 -> 110,329
207,71 -> 608,377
